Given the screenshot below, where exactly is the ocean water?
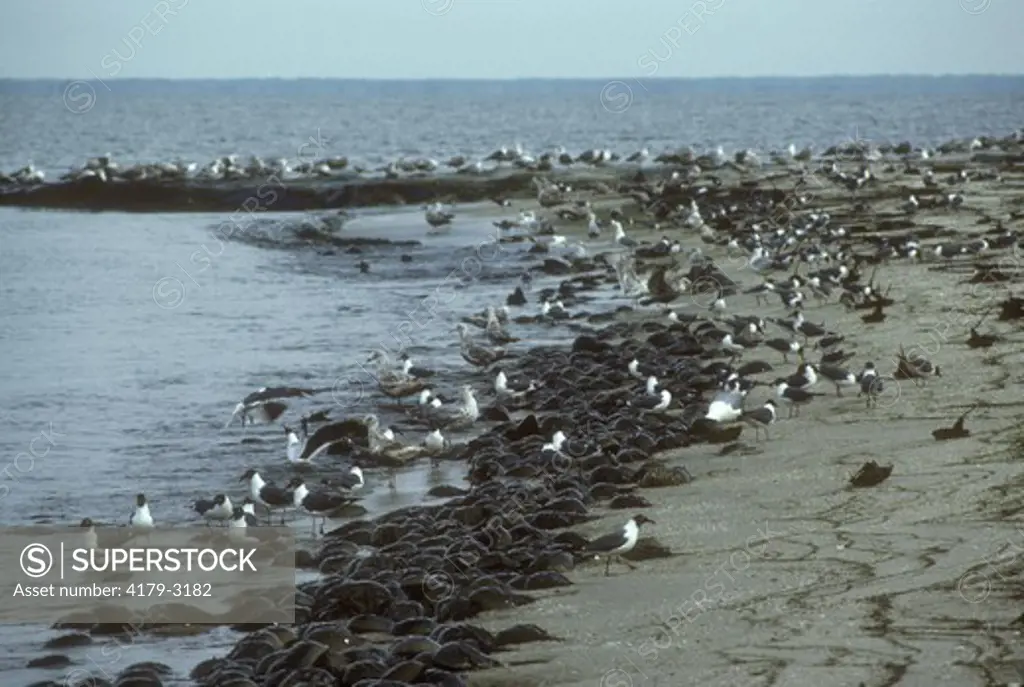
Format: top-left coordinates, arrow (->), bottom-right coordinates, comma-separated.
0,76 -> 1022,685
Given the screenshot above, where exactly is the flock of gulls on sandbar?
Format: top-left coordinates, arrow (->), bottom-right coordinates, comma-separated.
74,129 -> 1024,585
2,130 -> 1017,188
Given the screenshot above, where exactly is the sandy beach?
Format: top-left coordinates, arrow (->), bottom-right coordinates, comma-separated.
453,155 -> 1024,687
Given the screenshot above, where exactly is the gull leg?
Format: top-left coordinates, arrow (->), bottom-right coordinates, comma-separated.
604,557 -> 612,577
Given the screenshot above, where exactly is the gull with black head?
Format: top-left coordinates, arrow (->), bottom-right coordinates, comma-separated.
240,469 -> 293,524
194,493 -> 233,526
288,476 -> 357,536
586,514 -> 656,576
226,386 -> 321,428
741,400 -> 777,440
774,379 -> 824,418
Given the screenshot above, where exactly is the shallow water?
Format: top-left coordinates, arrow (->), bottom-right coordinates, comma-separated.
1,78 -> 1023,173
0,204 -> 569,683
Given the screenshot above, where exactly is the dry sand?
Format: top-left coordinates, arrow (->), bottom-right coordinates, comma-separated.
464,159 -> 1024,686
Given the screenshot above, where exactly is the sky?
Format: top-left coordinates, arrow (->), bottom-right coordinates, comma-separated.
2,0 -> 1022,79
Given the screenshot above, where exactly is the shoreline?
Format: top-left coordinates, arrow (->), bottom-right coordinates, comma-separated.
21,139 -> 1024,687
2,137 -> 1022,213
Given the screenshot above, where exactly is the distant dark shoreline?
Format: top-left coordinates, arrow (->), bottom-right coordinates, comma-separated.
0,168 -> 637,213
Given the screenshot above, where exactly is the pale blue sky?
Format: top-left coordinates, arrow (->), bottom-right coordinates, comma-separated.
2,0 -> 1021,79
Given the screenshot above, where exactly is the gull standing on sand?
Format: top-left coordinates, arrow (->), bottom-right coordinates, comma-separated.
741,400 -> 777,440
704,384 -> 745,423
130,494 -> 154,529
586,514 -> 656,576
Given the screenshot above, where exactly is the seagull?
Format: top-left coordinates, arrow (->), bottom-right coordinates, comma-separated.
288,476 -> 356,536
336,465 -> 365,491
418,388 -> 443,409
741,400 -> 777,440
763,338 -> 803,363
586,514 -> 656,576
540,299 -> 570,320
291,418 -> 365,461
228,506 -> 259,536
285,426 -> 307,464
130,494 -> 154,529
784,362 -> 818,389
400,354 -> 436,379
704,386 -> 744,423
316,467 -> 366,496
364,414 -> 403,454
628,389 -> 671,411
425,202 -> 455,230
79,518 -> 98,550
225,386 -> 317,427
240,497 -> 260,525
495,369 -> 537,399
456,323 -> 507,367
790,311 -> 826,339
542,430 -> 568,455
439,385 -> 480,430
817,363 -> 858,397
857,362 -> 882,408
485,306 -> 519,344
773,379 -> 824,418
628,358 -> 657,380
423,428 -> 449,457
365,352 -> 431,401
240,469 -> 293,524
612,220 -> 636,248
193,493 -> 233,526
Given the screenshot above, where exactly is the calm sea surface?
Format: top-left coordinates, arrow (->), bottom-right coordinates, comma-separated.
0,77 -> 1021,684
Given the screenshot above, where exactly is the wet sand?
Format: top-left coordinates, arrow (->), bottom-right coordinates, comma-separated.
460,161 -> 1024,686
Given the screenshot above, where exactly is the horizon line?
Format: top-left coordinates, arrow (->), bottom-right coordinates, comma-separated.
1,73 -> 1023,82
